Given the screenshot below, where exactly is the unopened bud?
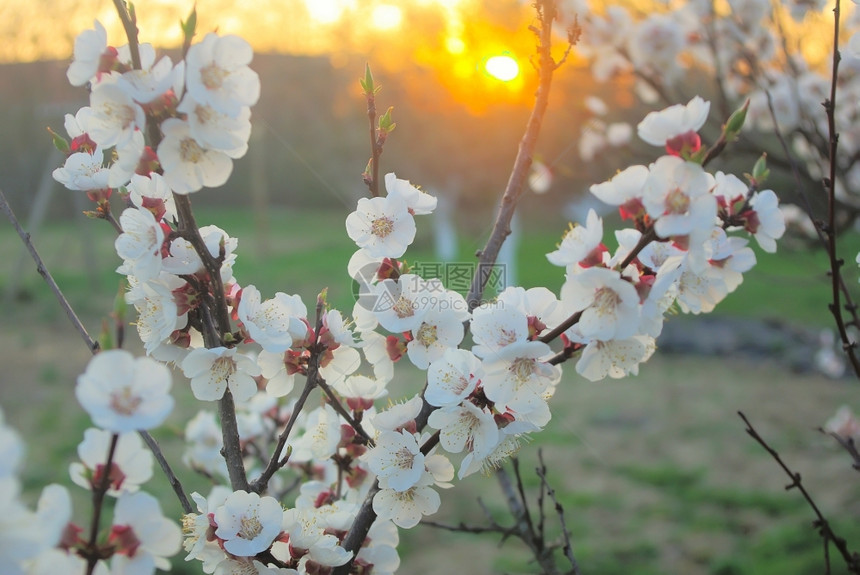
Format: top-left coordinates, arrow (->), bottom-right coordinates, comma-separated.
378,106 -> 396,134
362,158 -> 373,187
725,99 -> 749,137
359,63 -> 378,96
751,153 -> 769,186
98,319 -> 114,351
48,127 -> 70,154
113,280 -> 127,324
181,5 -> 197,44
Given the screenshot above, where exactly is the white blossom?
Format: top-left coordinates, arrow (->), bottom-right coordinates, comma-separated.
52,147 -> 110,191
88,82 -> 146,148
67,20 -> 108,86
186,33 -> 261,117
115,206 -> 164,282
561,266 -> 641,341
363,430 -> 425,491
546,209 -> 604,268
384,172 -> 437,214
425,348 -> 483,408
178,94 -> 252,158
748,190 -> 786,253
214,490 -> 282,557
182,347 -> 262,403
346,195 -> 416,258
576,336 -> 656,381
637,96 -> 711,148
158,117 -> 234,194
372,474 -> 440,529
110,491 -> 182,575
76,350 -> 174,432
238,286 -> 307,353
69,428 -> 153,496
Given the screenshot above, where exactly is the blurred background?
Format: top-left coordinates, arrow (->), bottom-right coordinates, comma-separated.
1,1 -> 860,574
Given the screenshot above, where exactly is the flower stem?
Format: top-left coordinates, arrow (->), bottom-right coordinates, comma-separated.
84,433 -> 119,575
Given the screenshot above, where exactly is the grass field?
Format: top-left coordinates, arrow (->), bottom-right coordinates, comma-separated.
2,204 -> 860,574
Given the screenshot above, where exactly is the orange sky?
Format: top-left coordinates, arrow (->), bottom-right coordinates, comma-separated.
0,0 -> 532,65
0,1 -> 555,111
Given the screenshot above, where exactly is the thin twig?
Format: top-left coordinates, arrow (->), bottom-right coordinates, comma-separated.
421,519 -> 516,536
140,430 -> 193,513
465,0 -> 567,311
2,189 -> 193,512
821,0 -> 860,378
763,89 -> 860,344
819,427 -> 860,471
498,462 -> 559,574
738,411 -> 860,573
536,450 -> 581,575
316,376 -> 374,445
0,187 -> 100,353
364,72 -> 381,198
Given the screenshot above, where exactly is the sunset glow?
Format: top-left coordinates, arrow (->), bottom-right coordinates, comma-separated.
0,0 -> 544,111
304,0 -> 354,24
372,4 -> 403,30
484,54 -> 519,82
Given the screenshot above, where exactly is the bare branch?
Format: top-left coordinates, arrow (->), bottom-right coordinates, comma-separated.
536,450 -> 582,575
0,188 -> 100,353
821,0 -> 860,378
140,430 -> 193,514
738,411 -> 860,573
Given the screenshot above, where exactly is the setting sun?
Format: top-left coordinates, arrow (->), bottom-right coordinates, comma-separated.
304,0 -> 354,24
484,54 -> 519,82
372,4 -> 403,30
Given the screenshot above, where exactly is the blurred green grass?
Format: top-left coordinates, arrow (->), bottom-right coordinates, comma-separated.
3,205 -> 860,574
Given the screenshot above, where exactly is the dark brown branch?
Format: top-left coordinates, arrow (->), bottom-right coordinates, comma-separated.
140,430 -> 192,513
111,0 -> 141,70
763,88 -> 860,350
332,481 -> 380,575
821,0 -> 860,378
84,433 -> 119,575
739,411 -> 860,573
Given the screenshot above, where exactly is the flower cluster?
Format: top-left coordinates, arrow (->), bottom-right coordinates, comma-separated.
562,0 -> 860,229
54,21 -> 258,197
